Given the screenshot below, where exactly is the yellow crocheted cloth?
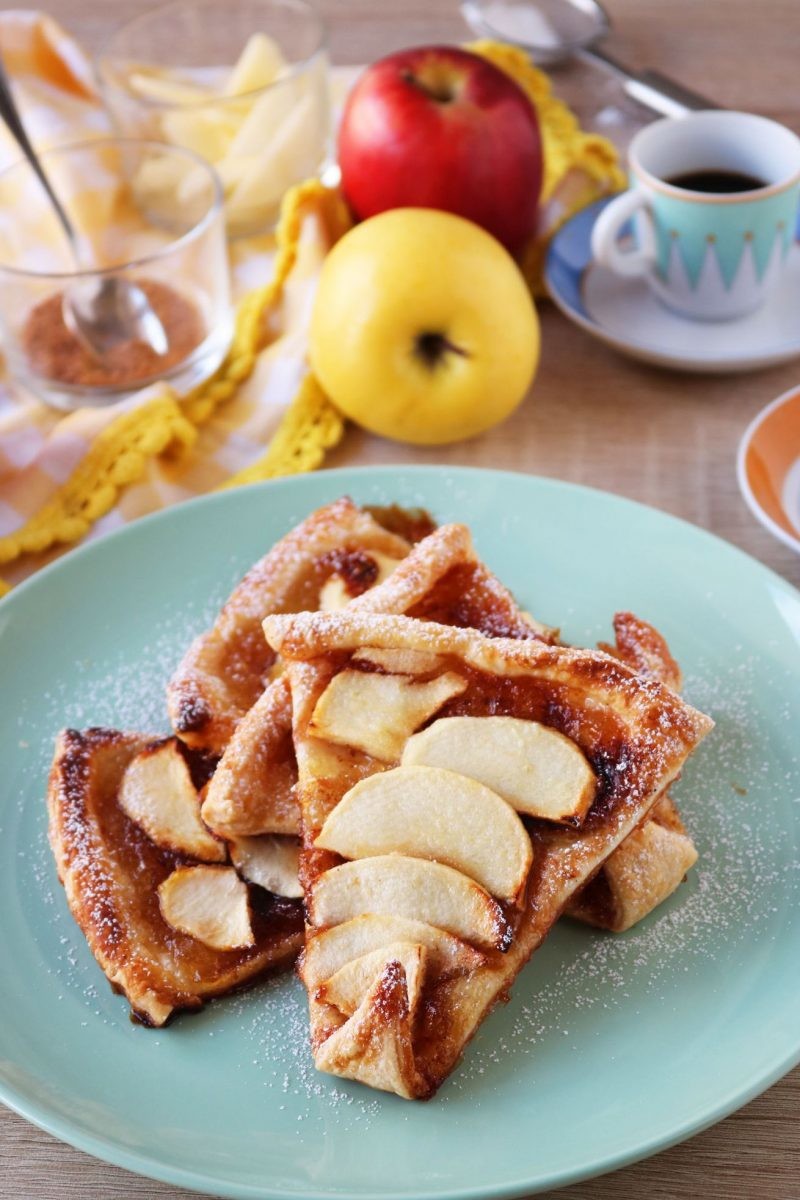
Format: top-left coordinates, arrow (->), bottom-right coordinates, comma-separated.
0,179 -> 351,593
0,31 -> 623,595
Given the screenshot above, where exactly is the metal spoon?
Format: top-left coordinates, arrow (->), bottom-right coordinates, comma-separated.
0,55 -> 168,359
462,0 -> 719,118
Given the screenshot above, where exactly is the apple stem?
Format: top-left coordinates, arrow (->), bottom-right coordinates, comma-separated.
415,332 -> 468,369
400,69 -> 456,105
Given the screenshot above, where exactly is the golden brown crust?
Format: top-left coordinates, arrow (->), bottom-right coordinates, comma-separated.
599,611 -> 683,692
204,523 -> 496,838
266,610 -> 711,746
574,611 -> 693,929
47,728 -> 304,1026
167,498 -> 411,755
213,520 -> 696,928
201,676 -> 299,838
272,607 -> 712,1098
47,500 -> 704,1064
313,961 -> 424,1100
566,793 -> 697,931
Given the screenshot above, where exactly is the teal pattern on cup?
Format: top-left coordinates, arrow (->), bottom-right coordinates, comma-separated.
652,186 -> 798,286
592,111 -> 800,320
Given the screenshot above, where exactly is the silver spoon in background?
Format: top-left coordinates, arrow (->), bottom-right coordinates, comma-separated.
0,55 -> 168,361
462,0 -> 719,118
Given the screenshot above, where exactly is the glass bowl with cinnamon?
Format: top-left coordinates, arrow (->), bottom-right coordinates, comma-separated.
0,137 -> 231,411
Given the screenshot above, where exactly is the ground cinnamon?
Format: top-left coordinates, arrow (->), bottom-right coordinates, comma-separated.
22,278 -> 204,390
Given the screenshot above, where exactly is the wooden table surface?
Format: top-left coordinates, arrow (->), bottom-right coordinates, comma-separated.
3,1 -> 799,1197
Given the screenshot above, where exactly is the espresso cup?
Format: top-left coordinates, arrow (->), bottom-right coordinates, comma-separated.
591,111 -> 800,320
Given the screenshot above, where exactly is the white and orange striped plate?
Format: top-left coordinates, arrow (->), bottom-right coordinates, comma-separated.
738,385 -> 800,554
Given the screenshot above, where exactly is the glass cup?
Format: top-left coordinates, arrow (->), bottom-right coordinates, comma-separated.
97,0 -> 330,237
0,137 -> 231,411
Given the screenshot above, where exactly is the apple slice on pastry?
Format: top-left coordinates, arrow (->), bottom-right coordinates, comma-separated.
308,669 -> 467,762
350,646 -> 445,674
317,941 -> 427,1018
228,834 -> 302,899
402,716 -> 597,825
158,865 -> 254,951
301,914 -> 483,990
119,738 -> 225,862
309,855 -> 512,951
315,765 -> 532,903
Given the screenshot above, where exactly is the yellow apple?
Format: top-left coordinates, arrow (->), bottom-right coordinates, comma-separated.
309,209 -> 539,445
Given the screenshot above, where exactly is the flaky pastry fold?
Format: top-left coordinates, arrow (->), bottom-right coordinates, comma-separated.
265,604 -> 712,1099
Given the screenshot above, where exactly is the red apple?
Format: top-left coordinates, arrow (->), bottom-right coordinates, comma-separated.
337,46 -> 543,258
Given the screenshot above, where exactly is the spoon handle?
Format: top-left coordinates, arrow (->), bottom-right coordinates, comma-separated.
630,68 -> 720,117
0,53 -> 80,251
579,46 -> 718,118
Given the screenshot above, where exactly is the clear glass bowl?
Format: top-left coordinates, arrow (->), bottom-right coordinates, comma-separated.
0,137 -> 231,411
97,0 -> 330,237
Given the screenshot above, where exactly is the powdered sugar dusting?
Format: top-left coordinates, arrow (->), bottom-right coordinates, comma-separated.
15,578 -> 392,1120
449,647 -> 800,1087
13,535 -> 800,1118
225,976 -> 384,1121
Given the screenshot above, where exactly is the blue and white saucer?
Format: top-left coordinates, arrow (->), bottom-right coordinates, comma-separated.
545,198 -> 800,373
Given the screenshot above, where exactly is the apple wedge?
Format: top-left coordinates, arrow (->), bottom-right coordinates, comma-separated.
160,107 -> 238,162
402,716 -> 597,825
228,835 -> 302,899
309,855 -> 511,951
119,740 -> 225,862
224,32 -> 285,96
319,551 -> 403,612
226,95 -> 318,223
128,71 -> 213,106
224,84 -> 295,161
158,866 -> 253,951
308,669 -> 467,762
317,941 -> 427,1019
315,766 -> 532,902
351,646 -> 444,675
301,914 -> 483,990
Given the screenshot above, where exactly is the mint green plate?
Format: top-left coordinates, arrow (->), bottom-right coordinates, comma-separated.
1,467 -> 799,1199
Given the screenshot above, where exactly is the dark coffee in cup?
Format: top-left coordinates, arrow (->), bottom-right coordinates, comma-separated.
666,169 -> 767,193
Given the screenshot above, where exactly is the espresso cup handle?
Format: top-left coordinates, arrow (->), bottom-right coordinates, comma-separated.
591,189 -> 656,278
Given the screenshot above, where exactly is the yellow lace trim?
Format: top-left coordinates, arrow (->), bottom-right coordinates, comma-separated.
219,373 -> 344,490
0,46 -> 622,594
0,180 -> 347,591
183,178 -> 350,428
0,390 -> 195,569
469,42 -> 625,198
